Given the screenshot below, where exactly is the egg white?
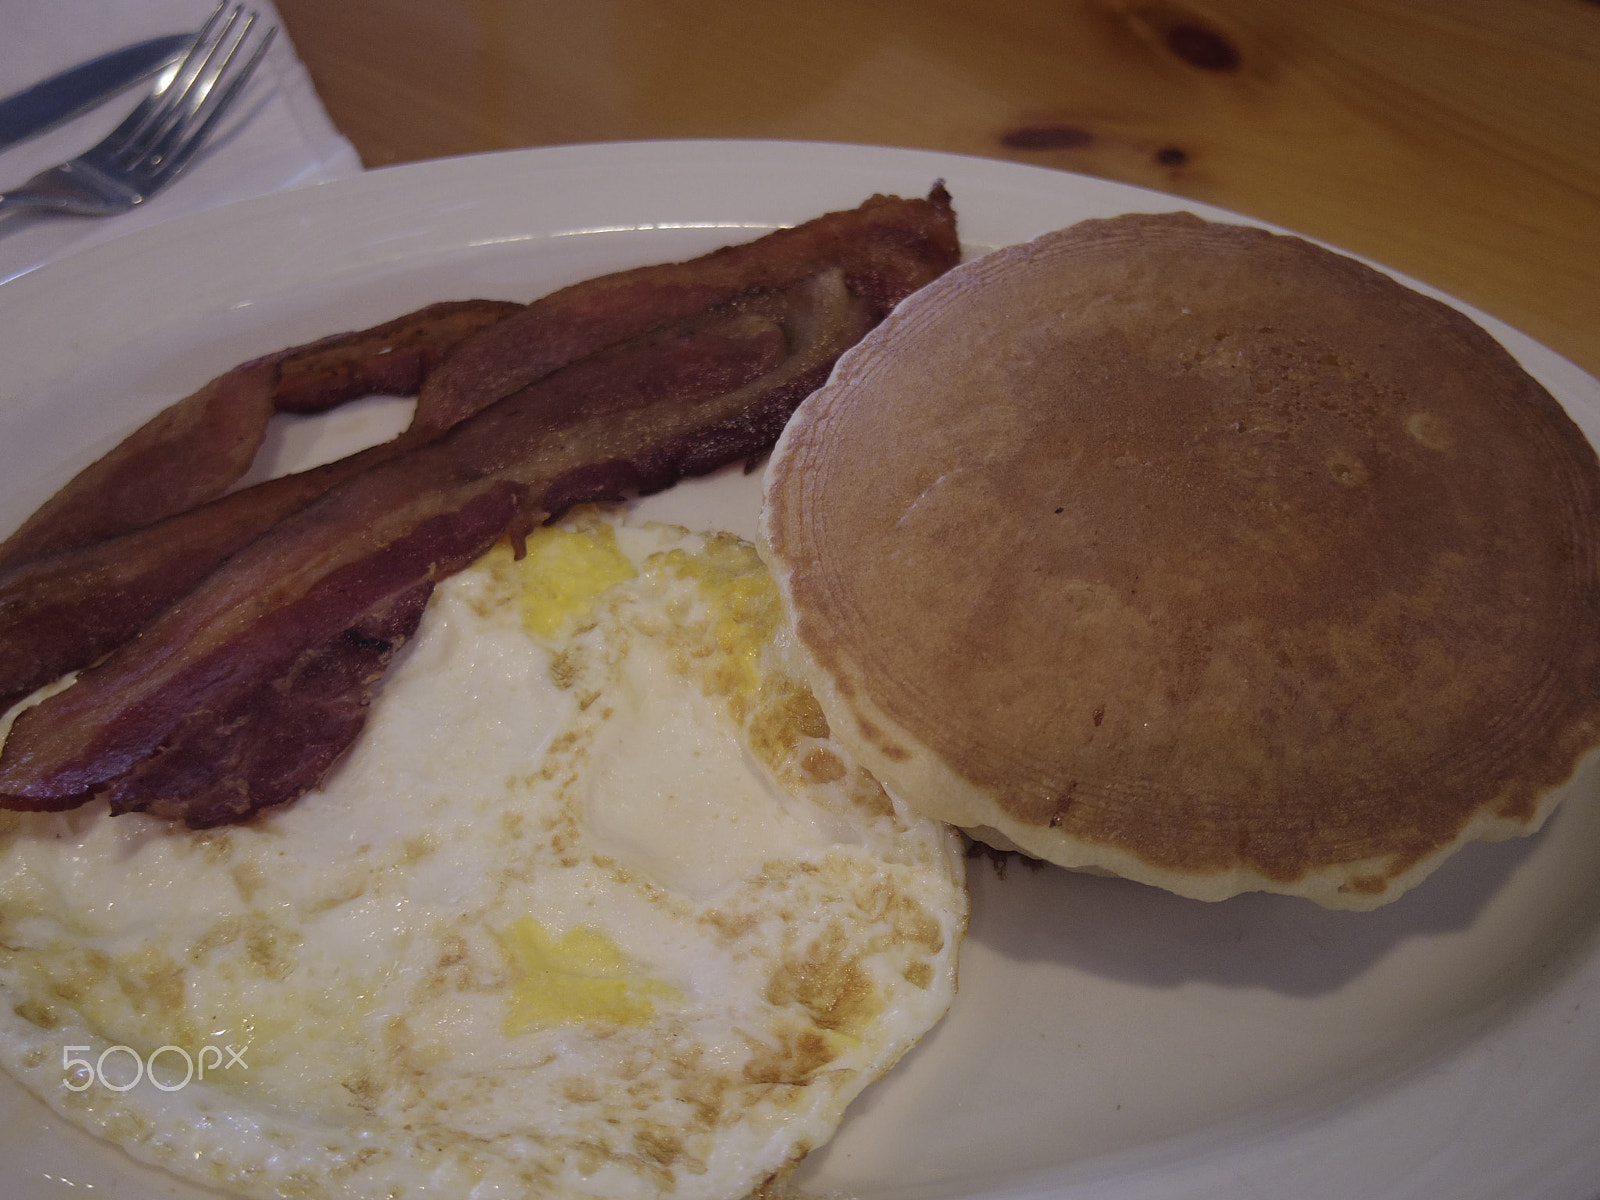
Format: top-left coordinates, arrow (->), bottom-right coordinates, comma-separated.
0,510 -> 967,1200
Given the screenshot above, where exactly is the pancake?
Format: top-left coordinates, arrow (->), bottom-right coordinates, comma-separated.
759,211 -> 1600,910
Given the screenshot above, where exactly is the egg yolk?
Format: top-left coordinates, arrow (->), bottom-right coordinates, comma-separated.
499,916 -> 680,1032
497,522 -> 638,639
653,534 -> 780,707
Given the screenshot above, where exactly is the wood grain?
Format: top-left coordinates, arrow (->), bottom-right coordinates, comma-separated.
274,0 -> 1600,376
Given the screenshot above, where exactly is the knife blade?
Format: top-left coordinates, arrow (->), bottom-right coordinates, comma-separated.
0,33 -> 195,154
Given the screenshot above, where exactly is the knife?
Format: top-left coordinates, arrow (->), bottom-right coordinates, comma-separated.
0,33 -> 195,154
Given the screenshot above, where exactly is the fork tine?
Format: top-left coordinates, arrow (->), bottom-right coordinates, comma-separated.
111,4 -> 243,167
135,16 -> 276,186
93,3 -> 229,159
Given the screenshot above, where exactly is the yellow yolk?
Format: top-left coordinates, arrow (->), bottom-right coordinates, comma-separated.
498,916 -> 681,1032
652,534 -> 781,710
490,523 -> 638,639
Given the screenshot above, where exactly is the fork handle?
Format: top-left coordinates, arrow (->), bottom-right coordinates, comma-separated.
0,161 -> 141,219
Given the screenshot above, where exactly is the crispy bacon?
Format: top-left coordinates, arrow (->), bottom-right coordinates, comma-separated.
0,300 -> 519,573
106,583 -> 436,827
0,188 -> 959,714
271,299 -> 522,416
0,360 -> 277,574
0,188 -> 959,824
5,187 -> 959,576
0,442 -> 399,712
411,185 -> 963,435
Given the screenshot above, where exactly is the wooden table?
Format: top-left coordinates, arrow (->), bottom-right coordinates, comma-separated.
275,0 -> 1600,378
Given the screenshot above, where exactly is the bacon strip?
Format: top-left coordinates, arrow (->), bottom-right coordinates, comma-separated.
106,583 -> 436,828
0,300 -> 519,573
410,186 -> 961,434
0,441 -> 399,712
0,222 -> 955,821
270,299 -> 524,415
0,360 -> 277,574
0,187 -> 959,715
94,299 -> 806,827
2,188 -> 957,577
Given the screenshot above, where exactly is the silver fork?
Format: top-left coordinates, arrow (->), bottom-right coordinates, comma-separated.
0,5 -> 277,220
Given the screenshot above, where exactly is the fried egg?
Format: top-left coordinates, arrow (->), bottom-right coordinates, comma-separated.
0,509 -> 967,1200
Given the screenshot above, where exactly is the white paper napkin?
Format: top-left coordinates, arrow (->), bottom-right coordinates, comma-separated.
0,0 -> 362,283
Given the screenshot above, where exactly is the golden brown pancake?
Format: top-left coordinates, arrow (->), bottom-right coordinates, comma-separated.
760,211 -> 1600,909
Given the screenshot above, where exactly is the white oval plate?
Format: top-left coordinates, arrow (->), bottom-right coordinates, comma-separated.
2,140 -> 1599,1200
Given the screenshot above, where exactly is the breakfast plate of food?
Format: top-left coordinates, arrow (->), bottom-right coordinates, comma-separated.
0,140 -> 1597,1200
